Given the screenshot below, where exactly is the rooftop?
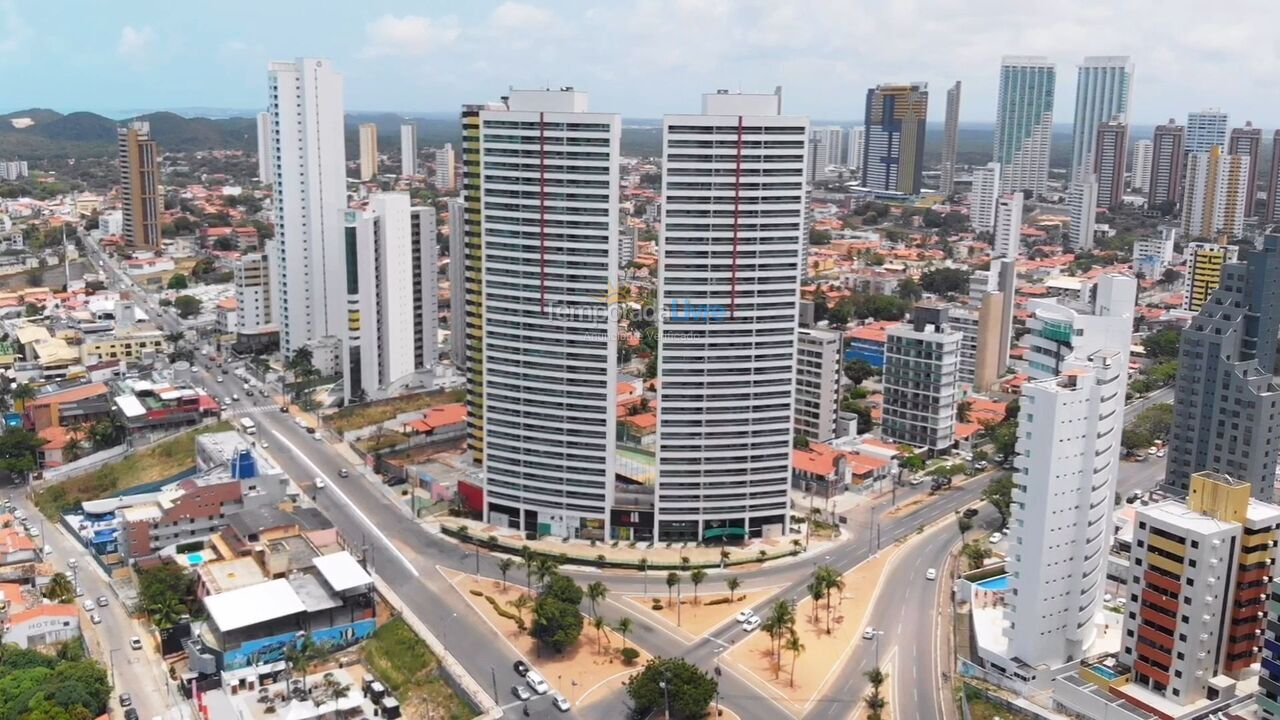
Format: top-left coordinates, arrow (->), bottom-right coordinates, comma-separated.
203,578 -> 307,632
313,551 -> 373,593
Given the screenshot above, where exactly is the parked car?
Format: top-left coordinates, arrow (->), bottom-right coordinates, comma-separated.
89,612 -> 101,625
512,685 -> 532,701
525,670 -> 550,695
67,558 -> 77,569
863,627 -> 876,640
119,693 -> 132,707
338,468 -> 350,478
82,600 -> 95,612
961,508 -> 979,520
1156,448 -> 1166,458
97,595 -> 109,607
123,709 -> 138,720
988,532 -> 1003,544
314,478 -> 327,490
552,693 -> 571,712
215,376 -> 224,383
974,461 -> 989,470
513,660 -> 530,676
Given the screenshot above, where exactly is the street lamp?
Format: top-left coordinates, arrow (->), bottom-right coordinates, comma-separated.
869,629 -> 885,668
659,675 -> 671,720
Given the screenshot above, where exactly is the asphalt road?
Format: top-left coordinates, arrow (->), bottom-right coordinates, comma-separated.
9,494 -> 183,720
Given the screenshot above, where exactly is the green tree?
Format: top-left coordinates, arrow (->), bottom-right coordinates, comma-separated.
956,399 -> 973,423
981,473 -> 1016,527
689,568 -> 707,603
895,278 -> 923,302
900,451 -> 925,473
843,359 -> 877,386
919,267 -> 971,296
725,576 -> 741,602
137,562 -> 194,627
624,657 -> 717,720
615,615 -> 634,650
982,419 -> 1018,461
586,580 -> 608,616
665,571 -> 680,605
784,632 -> 805,688
43,573 -> 75,604
174,294 -> 201,319
0,428 -> 47,478
962,541 -> 993,571
864,667 -> 889,720
496,558 -> 515,590
1141,328 -> 1182,362
11,382 -> 36,411
530,572 -> 584,653
793,433 -> 810,450
591,615 -> 608,653
166,272 -> 189,290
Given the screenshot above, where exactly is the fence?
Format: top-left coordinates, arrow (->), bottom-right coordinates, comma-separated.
41,445 -> 129,483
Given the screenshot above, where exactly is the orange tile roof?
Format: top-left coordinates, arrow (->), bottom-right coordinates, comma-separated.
847,451 -> 890,475
955,421 -> 984,440
29,382 -> 109,407
37,424 -> 73,450
966,397 -> 1007,424
617,381 -> 636,395
0,582 -> 23,608
7,603 -> 79,624
621,412 -> 657,430
793,443 -> 842,476
0,527 -> 37,553
845,321 -> 901,343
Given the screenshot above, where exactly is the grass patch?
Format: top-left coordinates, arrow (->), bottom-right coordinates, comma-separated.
329,388 -> 465,434
362,617 -> 472,720
35,421 -> 232,519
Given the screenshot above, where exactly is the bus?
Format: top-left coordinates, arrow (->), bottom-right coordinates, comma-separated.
238,417 -> 257,435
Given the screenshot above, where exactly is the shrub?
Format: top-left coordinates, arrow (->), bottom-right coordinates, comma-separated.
469,588 -> 484,597
651,600 -> 664,610
704,596 -> 732,606
485,595 -> 525,630
620,647 -> 640,665
595,554 -> 607,563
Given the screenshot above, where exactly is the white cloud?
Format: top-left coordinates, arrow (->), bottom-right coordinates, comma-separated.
360,14 -> 460,58
0,0 -> 33,55
489,2 -> 555,33
117,25 -> 155,60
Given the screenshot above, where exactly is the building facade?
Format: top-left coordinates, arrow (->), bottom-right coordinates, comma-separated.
1181,241 -> 1239,313
862,82 -> 928,196
1149,120 -> 1186,211
807,126 -> 843,183
400,122 -> 417,177
1268,130 -> 1280,226
656,89 -> 805,542
1069,56 -> 1133,179
880,304 -> 961,453
1093,120 -> 1128,209
993,56 -> 1055,196
266,58 -> 348,358
1182,146 -> 1250,240
846,126 -> 865,174
234,252 -> 273,334
1165,236 -> 1280,502
1133,234 -> 1175,278
1186,108 -> 1229,155
970,162 -> 1001,234
1227,121 -> 1262,218
795,327 -> 842,443
255,112 -> 273,184
445,195 -> 466,369
117,121 -> 162,248
1131,138 -> 1152,192
358,123 -> 378,181
992,192 -> 1024,260
1067,171 -> 1099,252
940,81 -> 961,195
434,144 -> 456,192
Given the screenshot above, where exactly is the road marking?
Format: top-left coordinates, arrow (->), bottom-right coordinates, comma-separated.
269,428 -> 418,577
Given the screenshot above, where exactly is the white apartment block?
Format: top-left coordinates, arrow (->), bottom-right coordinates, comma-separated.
795,327 -> 843,442
400,123 -> 418,177
846,126 -> 865,173
992,191 -> 1023,260
341,192 -> 437,402
1069,56 -> 1133,178
1131,138 -> 1153,192
1186,108 -> 1229,155
266,58 -> 348,358
656,89 -> 805,542
434,144 -> 456,192
446,196 -> 466,369
1133,235 -> 1175,278
0,160 -> 28,180
1067,172 -> 1099,252
256,112 -> 273,184
470,89 -> 620,541
1182,146 -> 1250,240
99,209 -> 123,237
1023,273 -> 1136,381
970,162 -> 1001,233
233,251 -> 273,333
358,123 -> 378,181
808,126 -> 844,183
881,304 -> 961,453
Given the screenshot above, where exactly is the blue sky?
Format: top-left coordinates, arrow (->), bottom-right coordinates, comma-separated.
2,0 -> 1278,125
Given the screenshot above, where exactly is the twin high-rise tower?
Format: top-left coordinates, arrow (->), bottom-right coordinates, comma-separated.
459,88 -> 806,542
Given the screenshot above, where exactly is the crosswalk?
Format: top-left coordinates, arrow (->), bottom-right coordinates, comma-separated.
221,402 -> 282,418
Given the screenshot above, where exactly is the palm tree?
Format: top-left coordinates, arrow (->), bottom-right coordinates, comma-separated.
614,616 -> 634,650
807,578 -> 825,624
66,420 -> 91,460
784,631 -> 805,688
509,594 -> 531,627
665,572 -> 680,605
520,546 -> 535,589
689,569 -> 707,604
497,558 -> 515,590
766,600 -> 795,665
11,382 -> 34,411
591,615 -> 608,653
586,581 -> 608,616
956,399 -> 973,423
531,556 -> 559,593
637,557 -> 649,596
146,596 -> 188,629
286,637 -> 321,693
864,667 -> 888,720
725,576 -> 742,602
44,572 -> 75,603
816,565 -> 845,634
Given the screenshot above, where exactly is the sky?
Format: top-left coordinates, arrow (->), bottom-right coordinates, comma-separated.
2,0 -> 1279,126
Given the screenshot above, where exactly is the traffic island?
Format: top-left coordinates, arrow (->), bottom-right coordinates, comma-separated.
440,568 -> 652,707
724,541 -> 907,715
620,585 -> 786,638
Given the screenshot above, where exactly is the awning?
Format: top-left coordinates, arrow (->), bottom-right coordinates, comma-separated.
702,527 -> 747,540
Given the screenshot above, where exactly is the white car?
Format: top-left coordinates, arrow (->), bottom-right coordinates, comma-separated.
215,376 -> 224,383
89,612 -> 102,625
863,627 -> 876,640
1156,448 -> 1166,458
525,670 -> 550,695
925,568 -> 937,581
314,477 -> 327,490
130,636 -> 143,650
988,532 -> 1003,544
735,608 -> 756,623
551,693 -> 571,712
82,599 -> 96,612
742,616 -> 762,632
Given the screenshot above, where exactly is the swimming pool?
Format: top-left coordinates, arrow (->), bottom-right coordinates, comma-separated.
1088,664 -> 1122,681
974,574 -> 1010,591
186,551 -> 208,565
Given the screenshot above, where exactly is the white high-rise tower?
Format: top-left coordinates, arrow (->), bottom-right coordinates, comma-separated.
993,56 -> 1055,195
256,111 -> 273,184
266,58 -> 348,361
1131,138 -> 1153,191
1069,56 -> 1133,177
400,122 -> 418,177
656,89 -> 805,542
969,162 -> 1001,233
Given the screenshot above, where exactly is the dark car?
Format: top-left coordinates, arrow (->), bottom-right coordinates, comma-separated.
513,660 -> 530,676
124,710 -> 139,720
119,693 -> 132,707
280,405 -> 290,413
961,507 -> 979,520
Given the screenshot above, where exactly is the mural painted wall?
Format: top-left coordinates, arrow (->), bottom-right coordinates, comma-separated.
222,619 -> 376,671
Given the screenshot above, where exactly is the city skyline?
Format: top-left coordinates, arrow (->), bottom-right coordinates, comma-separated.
2,1 -> 1279,125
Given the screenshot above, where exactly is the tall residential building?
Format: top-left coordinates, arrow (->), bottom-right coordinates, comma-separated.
1069,56 -> 1133,178
116,121 -> 162,248
1227,121 -> 1262,217
400,122 -> 418,177
357,123 -> 378,181
955,258 -> 1015,390
341,193 -> 437,402
657,88 -> 805,542
992,191 -> 1023,260
1148,120 -> 1186,210
807,126 -> 843,183
445,196 -> 465,369
1181,241 -> 1240,312
434,144 -> 456,192
993,56 -> 1055,196
1004,274 -> 1136,668
1182,145 -> 1250,240
862,82 -> 928,195
1067,172 -> 1098,252
1133,232 -> 1175,278
1165,236 -> 1280,502
940,81 -> 961,195
1131,138 -> 1152,192
463,89 -> 620,540
970,162 -> 1001,233
1263,578 -> 1280,719
795,327 -> 843,442
1268,130 -> 1280,225
266,58 -> 347,359
255,112 -> 273,184
1119,471 -> 1280,706
881,304 -> 961,453
1093,119 -> 1127,209
1186,108 -> 1229,155
846,126 -> 865,174
233,251 -> 273,334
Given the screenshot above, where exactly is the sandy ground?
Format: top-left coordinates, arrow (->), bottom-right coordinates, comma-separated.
441,568 -> 651,706
724,542 -> 907,714
621,586 -> 785,638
